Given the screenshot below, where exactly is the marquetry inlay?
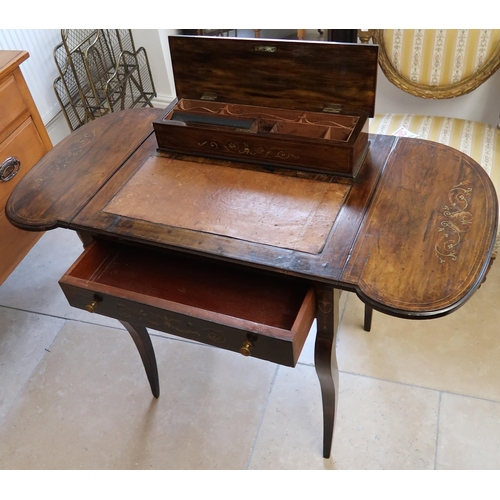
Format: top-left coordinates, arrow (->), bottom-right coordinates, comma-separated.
435,182 -> 473,263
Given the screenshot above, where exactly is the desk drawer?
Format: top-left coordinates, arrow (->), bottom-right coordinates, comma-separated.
0,118 -> 47,208
59,240 -> 316,367
0,212 -> 42,284
0,74 -> 28,137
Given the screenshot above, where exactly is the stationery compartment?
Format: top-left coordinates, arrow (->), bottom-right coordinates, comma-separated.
163,99 -> 361,141
270,121 -> 330,139
155,98 -> 369,177
59,239 -> 316,367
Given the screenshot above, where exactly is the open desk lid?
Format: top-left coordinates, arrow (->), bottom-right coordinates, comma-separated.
168,36 -> 378,118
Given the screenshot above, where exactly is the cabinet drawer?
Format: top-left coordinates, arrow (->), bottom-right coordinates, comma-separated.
0,212 -> 42,284
0,118 -> 47,209
59,240 -> 316,367
0,74 -> 28,137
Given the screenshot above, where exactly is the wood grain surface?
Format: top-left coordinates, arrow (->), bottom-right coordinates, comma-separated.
6,106 -> 498,319
343,138 -> 498,317
6,107 -> 166,231
168,36 -> 378,117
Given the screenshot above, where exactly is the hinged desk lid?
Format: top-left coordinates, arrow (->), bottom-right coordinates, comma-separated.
168,36 -> 378,117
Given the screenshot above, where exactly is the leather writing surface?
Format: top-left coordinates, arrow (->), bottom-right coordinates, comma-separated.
104,155 -> 350,254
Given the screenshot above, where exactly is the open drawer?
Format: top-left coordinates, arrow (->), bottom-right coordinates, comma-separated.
59,239 -> 316,367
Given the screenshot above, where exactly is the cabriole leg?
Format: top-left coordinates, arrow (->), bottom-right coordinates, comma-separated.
314,285 -> 340,459
120,321 -> 160,398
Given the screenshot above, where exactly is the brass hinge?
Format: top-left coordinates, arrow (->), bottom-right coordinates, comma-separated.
323,103 -> 342,114
201,91 -> 217,101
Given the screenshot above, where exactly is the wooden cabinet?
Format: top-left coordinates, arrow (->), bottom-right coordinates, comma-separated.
0,50 -> 52,284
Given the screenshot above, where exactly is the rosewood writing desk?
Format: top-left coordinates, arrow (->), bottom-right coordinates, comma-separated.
6,107 -> 498,458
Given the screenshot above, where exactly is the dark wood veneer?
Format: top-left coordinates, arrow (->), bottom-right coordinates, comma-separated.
6,37 -> 497,459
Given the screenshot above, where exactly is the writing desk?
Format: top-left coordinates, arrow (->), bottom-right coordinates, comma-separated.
6,107 -> 497,458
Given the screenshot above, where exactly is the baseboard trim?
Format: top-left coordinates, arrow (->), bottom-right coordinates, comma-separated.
46,111 -> 71,145
152,94 -> 175,109
45,94 -> 174,145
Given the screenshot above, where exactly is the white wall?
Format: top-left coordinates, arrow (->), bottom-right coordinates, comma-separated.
131,29 -> 177,107
0,30 -> 63,124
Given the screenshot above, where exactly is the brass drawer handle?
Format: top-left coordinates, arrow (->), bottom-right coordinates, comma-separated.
0,156 -> 20,182
85,294 -> 103,313
85,300 -> 98,313
239,340 -> 253,357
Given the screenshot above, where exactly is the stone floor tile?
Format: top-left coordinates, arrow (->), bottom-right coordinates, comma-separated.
0,306 -> 64,420
437,392 -> 500,469
0,321 -> 276,469
248,366 -> 439,469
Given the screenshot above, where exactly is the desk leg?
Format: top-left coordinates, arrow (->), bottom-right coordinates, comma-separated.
314,285 -> 340,459
364,304 -> 373,332
120,321 -> 160,399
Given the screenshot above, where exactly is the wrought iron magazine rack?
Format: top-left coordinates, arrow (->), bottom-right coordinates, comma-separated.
53,29 -> 156,131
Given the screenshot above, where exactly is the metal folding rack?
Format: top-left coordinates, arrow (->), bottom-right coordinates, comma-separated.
53,29 -> 156,131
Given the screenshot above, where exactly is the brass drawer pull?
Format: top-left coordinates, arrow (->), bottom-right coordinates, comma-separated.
85,300 -> 98,313
0,156 -> 20,182
85,294 -> 103,313
239,340 -> 253,357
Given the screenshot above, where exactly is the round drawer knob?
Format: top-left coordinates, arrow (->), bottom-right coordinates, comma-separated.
239,340 -> 253,357
0,157 -> 20,182
85,300 -> 98,313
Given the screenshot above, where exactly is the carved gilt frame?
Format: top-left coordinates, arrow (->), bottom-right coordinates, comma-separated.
359,29 -> 500,99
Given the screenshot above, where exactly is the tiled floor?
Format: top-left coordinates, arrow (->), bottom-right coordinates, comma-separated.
0,227 -> 499,469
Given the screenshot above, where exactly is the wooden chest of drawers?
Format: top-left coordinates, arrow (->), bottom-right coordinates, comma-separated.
0,50 -> 52,284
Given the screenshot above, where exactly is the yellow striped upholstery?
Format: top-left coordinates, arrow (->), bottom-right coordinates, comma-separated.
382,29 -> 500,87
370,114 -> 500,255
